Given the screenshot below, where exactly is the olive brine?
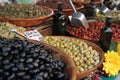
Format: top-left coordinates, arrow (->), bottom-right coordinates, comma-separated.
0,37 -> 68,80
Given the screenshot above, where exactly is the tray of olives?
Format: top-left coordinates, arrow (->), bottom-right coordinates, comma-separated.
0,37 -> 77,80
41,36 -> 104,80
36,0 -> 84,15
0,4 -> 54,27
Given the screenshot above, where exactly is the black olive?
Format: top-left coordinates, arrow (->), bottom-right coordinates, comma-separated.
26,58 -> 33,63
35,75 -> 44,80
17,72 -> 25,77
11,67 -> 18,72
0,37 -> 68,80
23,75 -> 31,80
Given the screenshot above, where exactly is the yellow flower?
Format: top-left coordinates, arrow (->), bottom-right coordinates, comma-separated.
117,42 -> 120,56
102,50 -> 120,77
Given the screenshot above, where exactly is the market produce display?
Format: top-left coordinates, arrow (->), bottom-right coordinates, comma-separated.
67,21 -> 120,41
36,0 -> 79,9
0,21 -> 26,39
0,37 -> 68,80
0,3 -> 51,18
36,0 -> 84,15
42,36 -> 103,74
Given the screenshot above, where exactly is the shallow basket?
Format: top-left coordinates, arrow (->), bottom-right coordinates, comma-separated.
40,36 -> 104,80
0,5 -> 54,27
28,39 -> 77,80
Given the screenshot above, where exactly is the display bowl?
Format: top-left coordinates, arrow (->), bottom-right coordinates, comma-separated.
0,4 -> 54,27
40,36 -> 104,80
28,39 -> 77,80
36,0 -> 84,15
67,20 -> 120,42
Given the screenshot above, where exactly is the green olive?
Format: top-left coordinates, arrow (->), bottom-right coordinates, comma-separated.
42,36 -> 100,73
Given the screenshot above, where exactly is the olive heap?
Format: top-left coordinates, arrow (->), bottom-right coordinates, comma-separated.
0,37 -> 68,80
0,3 -> 51,18
42,36 -> 100,73
0,21 -> 26,39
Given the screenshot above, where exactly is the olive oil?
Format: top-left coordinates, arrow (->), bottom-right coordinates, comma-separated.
99,17 -> 113,52
52,2 -> 68,35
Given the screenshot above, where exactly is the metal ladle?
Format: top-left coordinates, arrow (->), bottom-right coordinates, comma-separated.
68,0 -> 89,28
99,0 -> 112,17
9,29 -> 27,39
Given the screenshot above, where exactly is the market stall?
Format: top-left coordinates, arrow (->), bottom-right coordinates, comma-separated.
0,0 -> 120,80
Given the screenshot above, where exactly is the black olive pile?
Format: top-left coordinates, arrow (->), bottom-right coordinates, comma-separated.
0,37 -> 68,80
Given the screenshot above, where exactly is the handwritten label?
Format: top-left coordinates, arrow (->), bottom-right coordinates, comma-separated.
24,30 -> 43,41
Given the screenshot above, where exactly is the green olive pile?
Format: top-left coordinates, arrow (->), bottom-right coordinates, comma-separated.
42,36 -> 100,73
0,37 -> 68,80
96,11 -> 120,23
0,21 -> 26,39
0,3 -> 51,18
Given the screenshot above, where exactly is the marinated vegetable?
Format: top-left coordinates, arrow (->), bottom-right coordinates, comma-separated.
0,4 -> 51,18
0,37 -> 68,80
42,36 -> 100,73
67,21 -> 120,41
0,21 -> 26,39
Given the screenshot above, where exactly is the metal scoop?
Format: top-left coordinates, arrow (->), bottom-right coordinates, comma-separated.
9,29 -> 27,39
68,0 -> 89,28
99,0 -> 112,17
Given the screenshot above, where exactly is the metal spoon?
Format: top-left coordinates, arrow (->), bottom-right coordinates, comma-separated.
9,29 -> 27,39
99,0 -> 112,17
112,0 -> 120,10
68,0 -> 89,28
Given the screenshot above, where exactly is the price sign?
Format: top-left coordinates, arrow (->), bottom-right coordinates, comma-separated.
24,30 -> 43,41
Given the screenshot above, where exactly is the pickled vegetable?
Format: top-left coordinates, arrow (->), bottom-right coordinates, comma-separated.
0,4 -> 51,18
42,36 -> 100,73
96,11 -> 120,23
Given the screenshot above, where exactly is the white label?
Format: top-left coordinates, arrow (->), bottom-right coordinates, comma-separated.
24,30 -> 43,41
68,15 -> 72,21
